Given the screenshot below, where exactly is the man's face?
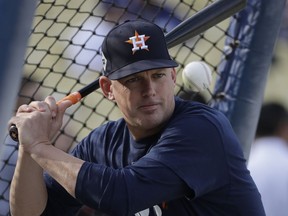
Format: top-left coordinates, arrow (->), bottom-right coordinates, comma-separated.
110,68 -> 176,138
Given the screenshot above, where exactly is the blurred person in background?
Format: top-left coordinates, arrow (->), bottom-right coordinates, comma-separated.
248,102 -> 288,216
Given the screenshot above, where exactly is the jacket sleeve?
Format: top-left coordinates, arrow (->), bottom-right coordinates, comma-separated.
75,158 -> 189,216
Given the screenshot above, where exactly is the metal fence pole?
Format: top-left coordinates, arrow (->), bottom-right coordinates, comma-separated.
0,0 -> 36,155
211,0 -> 286,160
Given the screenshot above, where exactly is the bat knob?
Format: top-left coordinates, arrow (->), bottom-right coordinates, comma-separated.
9,124 -> 19,142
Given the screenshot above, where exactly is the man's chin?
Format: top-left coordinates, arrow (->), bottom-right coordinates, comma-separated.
139,117 -> 163,129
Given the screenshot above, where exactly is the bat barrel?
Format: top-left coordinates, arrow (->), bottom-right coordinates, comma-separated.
78,78 -> 100,98
165,0 -> 246,48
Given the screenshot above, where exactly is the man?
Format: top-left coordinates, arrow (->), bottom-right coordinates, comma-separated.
9,20 -> 265,216
248,102 -> 288,216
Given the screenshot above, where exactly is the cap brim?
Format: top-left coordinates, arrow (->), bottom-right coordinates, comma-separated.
108,59 -> 178,80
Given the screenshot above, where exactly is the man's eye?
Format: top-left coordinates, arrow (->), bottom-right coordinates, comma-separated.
125,77 -> 141,84
153,73 -> 165,78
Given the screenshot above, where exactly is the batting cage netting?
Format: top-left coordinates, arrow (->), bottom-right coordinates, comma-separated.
0,0 -> 285,215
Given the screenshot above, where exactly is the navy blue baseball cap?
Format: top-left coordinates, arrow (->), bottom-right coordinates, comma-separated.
101,20 -> 178,80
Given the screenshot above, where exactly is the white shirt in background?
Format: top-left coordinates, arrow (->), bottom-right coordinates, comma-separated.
248,137 -> 288,216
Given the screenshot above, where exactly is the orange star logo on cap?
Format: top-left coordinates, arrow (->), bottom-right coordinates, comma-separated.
126,31 -> 150,54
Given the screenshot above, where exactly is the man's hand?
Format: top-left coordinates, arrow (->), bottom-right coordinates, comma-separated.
9,96 -> 72,153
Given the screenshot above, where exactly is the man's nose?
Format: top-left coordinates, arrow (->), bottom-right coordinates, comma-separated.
141,78 -> 156,97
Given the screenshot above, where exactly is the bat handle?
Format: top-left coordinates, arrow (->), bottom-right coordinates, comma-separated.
8,92 -> 82,142
9,124 -> 19,142
56,92 -> 82,105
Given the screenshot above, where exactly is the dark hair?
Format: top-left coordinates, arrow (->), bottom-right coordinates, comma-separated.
256,102 -> 288,137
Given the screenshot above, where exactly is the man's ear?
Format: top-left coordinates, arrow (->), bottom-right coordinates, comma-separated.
171,68 -> 177,84
99,76 -> 114,100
